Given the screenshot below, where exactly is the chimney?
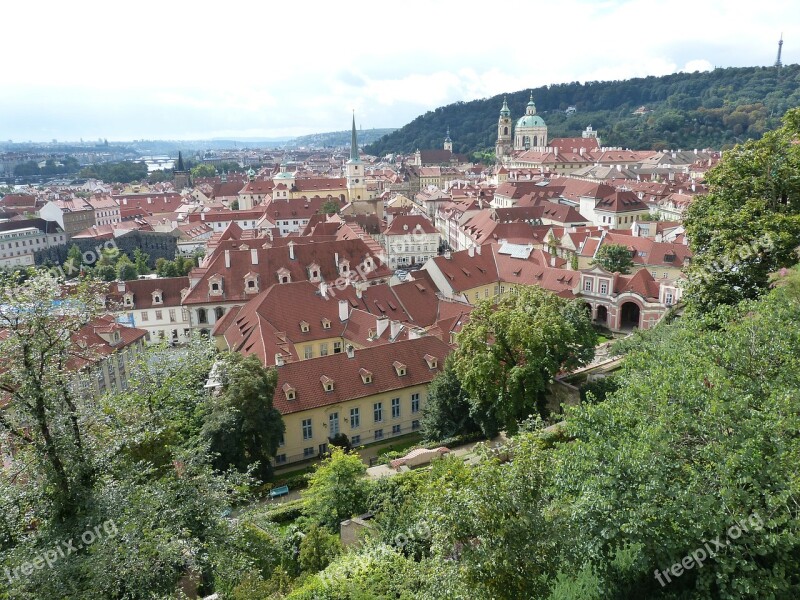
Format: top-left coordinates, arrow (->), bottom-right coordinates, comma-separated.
376,316 -> 389,337
334,251 -> 339,268
390,320 -> 402,339
250,248 -> 258,265
468,246 -> 474,257
475,244 -> 481,255
553,146 -> 558,157
444,250 -> 451,259
355,286 -> 363,299
320,282 -> 327,298
408,328 -> 423,340
116,281 -> 125,293
346,344 -> 355,359
288,241 -> 295,260
338,299 -> 349,322
275,353 -> 284,367
579,147 -> 585,156
224,250 -> 230,269
550,255 -> 556,267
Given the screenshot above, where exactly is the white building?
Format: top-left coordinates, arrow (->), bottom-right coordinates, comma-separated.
383,215 -> 440,269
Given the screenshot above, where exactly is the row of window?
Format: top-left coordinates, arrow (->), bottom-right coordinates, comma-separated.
303,341 -> 342,359
275,421 -> 422,465
139,309 -> 182,323
301,394 -> 421,440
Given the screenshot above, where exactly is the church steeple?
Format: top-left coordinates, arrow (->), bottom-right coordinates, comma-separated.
444,126 -> 453,152
349,112 -> 360,163
176,151 -> 185,172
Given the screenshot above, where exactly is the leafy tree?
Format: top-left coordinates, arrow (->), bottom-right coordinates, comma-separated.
133,248 -> 149,275
319,200 -> 340,215
298,525 -> 342,573
591,243 -> 634,274
200,353 -> 285,482
116,254 -> 138,280
570,253 -> 579,271
684,107 -> 800,314
63,243 -> 83,278
95,264 -> 117,281
191,164 -> 217,179
328,432 -> 351,451
421,354 -> 481,441
302,447 -> 371,530
230,199 -> 239,210
453,286 -> 597,434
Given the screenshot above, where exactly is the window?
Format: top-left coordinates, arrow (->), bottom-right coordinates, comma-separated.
391,397 -> 400,419
651,271 -> 657,278
333,341 -> 342,354
300,321 -> 309,332
302,418 -> 313,440
663,272 -> 668,279
328,412 -> 339,437
169,309 -> 176,323
392,424 -> 401,435
485,289 -> 489,298
351,435 -> 361,445
278,433 -> 284,447
373,402 -> 383,423
666,292 -> 674,305
411,393 -> 420,413
155,310 -> 163,321
141,311 -> 149,322
304,447 -> 315,458
360,368 -> 372,384
275,454 -> 287,464
412,420 -> 420,431
599,281 -> 608,295
322,318 -> 331,330
393,361 -> 406,376
583,278 -> 593,292
350,407 -> 360,428
374,429 -> 384,440
304,346 -> 313,359
320,343 -> 328,356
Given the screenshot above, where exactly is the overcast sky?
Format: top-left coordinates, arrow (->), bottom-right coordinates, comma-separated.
1,0 -> 795,142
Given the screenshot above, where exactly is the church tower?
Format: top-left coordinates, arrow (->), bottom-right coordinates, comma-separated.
444,127 -> 453,153
346,113 -> 368,206
495,98 -> 513,161
173,151 -> 190,190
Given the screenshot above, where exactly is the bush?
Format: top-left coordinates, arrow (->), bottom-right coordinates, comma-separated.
265,499 -> 305,524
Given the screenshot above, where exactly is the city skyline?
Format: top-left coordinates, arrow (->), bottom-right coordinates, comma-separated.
1,0 -> 795,142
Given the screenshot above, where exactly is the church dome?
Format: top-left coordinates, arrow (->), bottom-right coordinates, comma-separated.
516,114 -> 546,128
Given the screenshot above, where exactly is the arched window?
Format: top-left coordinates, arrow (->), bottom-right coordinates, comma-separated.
214,307 -> 224,321
503,126 -> 509,136
533,135 -> 538,147
197,308 -> 207,324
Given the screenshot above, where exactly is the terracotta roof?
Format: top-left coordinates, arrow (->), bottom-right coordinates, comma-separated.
106,277 -> 189,310
67,315 -> 147,372
384,215 -> 438,235
273,336 -> 450,414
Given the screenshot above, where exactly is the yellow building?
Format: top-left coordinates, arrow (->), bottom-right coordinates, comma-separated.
271,336 -> 451,465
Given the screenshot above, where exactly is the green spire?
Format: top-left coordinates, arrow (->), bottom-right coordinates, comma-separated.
350,112 -> 360,162
500,97 -> 510,117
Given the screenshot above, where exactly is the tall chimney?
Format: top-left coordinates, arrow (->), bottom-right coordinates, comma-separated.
346,344 -> 355,359
275,353 -> 284,366
334,252 -> 339,268
338,299 -> 349,322
224,250 -> 230,269
468,246 -> 474,257
390,320 -> 402,339
288,241 -> 295,260
251,248 -> 258,265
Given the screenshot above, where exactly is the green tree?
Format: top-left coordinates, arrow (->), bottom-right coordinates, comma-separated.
684,107 -> 800,314
200,353 -> 285,482
116,254 -> 138,280
133,248 -> 149,275
302,447 -> 371,530
453,286 -> 597,434
298,525 -> 342,573
230,199 -> 240,210
421,354 -> 481,441
63,243 -> 83,278
319,200 -> 340,215
191,164 -> 217,179
590,243 -> 634,274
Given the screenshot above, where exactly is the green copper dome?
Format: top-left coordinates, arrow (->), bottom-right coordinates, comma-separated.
516,114 -> 546,128
499,97 -> 510,116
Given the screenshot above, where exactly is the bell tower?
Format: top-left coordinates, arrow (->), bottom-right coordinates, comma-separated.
443,127 -> 453,153
495,98 -> 513,161
346,112 -> 367,206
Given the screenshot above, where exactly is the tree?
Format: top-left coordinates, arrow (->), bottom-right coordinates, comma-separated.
191,164 -> 217,179
684,107 -> 800,314
421,355 -> 481,441
133,248 -> 149,275
63,244 -> 83,278
298,525 -> 342,573
116,254 -> 138,281
200,353 -> 285,482
230,199 -> 240,210
319,200 -> 340,215
302,447 -> 371,530
591,243 -> 634,274
453,286 -> 597,434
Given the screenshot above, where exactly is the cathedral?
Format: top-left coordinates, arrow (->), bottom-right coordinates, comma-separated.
495,92 -> 548,161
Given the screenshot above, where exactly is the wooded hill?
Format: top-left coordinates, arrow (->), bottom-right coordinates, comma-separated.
365,64 -> 800,157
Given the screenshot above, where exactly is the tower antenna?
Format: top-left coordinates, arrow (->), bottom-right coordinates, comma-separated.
775,33 -> 784,68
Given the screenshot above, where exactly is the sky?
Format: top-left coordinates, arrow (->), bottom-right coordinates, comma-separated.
1,0 -> 797,142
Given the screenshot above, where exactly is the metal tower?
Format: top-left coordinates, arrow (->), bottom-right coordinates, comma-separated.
775,34 -> 784,68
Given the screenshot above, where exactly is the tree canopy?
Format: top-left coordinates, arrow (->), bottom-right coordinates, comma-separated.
591,243 -> 635,274
453,286 -> 597,434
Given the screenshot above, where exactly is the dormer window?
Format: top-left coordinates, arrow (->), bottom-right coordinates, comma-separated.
339,260 -> 350,275
393,361 -> 407,376
277,268 -> 291,284
244,273 -> 259,293
209,275 -> 223,296
123,292 -> 133,307
282,383 -> 296,401
300,320 -> 310,333
424,354 -> 438,369
307,262 -> 321,282
320,375 -> 334,392
151,290 -> 163,305
321,318 -> 331,330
